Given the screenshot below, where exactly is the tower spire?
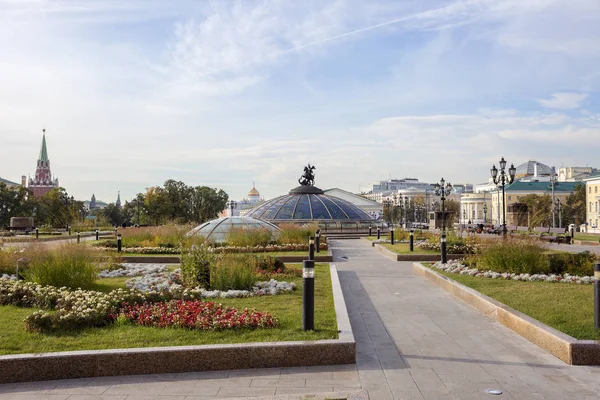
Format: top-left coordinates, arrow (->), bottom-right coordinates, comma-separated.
39,128 -> 49,162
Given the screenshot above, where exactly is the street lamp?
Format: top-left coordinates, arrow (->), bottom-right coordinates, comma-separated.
491,157 -> 516,238
483,203 -> 488,223
383,199 -> 392,226
226,200 -> 237,216
550,172 -> 558,228
434,177 -> 453,264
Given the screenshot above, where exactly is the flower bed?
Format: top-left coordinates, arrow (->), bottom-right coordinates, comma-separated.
93,243 -> 328,254
98,264 -> 168,278
416,241 -> 478,254
431,259 -> 594,284
118,300 -> 278,330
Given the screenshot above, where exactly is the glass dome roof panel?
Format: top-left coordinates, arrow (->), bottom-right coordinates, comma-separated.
318,195 -> 349,219
258,196 -> 288,219
309,195 -> 331,219
187,216 -> 281,243
292,194 -> 312,219
274,195 -> 300,219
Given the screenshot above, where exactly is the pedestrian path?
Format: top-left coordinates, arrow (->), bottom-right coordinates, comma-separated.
1,239 -> 599,399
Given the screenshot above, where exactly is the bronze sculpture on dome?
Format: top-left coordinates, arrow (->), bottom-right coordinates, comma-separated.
298,163 -> 316,186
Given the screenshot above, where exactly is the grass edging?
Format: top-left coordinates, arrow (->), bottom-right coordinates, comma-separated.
412,262 -> 600,365
0,264 -> 355,384
119,255 -> 334,263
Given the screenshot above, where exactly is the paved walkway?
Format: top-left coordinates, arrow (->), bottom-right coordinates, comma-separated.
1,239 -> 599,399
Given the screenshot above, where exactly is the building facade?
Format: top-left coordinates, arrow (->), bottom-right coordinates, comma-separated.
583,175 -> 600,232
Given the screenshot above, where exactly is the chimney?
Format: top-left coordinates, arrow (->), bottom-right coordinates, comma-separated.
21,175 -> 26,186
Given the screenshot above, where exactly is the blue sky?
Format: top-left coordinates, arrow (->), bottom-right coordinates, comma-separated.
1,0 -> 599,204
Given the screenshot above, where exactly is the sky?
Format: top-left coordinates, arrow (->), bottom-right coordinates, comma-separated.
1,0 -> 599,204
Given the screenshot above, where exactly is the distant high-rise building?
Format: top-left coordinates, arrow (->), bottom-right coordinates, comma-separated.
116,191 -> 122,209
90,194 -> 97,209
28,129 -> 59,198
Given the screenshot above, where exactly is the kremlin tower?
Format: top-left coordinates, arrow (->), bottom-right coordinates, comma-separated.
28,129 -> 59,198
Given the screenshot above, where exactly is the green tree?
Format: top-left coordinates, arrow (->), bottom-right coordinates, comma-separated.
101,203 -> 124,227
36,188 -> 80,228
0,183 -> 34,227
520,194 -> 552,227
563,184 -> 585,226
191,186 -> 228,223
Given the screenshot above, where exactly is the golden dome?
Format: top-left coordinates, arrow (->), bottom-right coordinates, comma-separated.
248,185 -> 260,197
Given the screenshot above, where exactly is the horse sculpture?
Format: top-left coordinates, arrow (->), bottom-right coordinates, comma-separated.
298,164 -> 316,186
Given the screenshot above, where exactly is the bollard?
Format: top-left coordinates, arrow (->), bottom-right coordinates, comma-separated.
316,230 -> 321,253
35,228 -> 39,239
441,233 -> 447,264
302,259 -> 315,331
391,229 -> 395,245
68,227 -> 72,236
309,236 -> 315,261
77,232 -> 81,244
595,263 -> 600,330
369,226 -> 372,236
377,227 -> 381,240
114,227 -> 118,237
117,234 -> 122,253
95,229 -> 99,240
410,229 -> 414,252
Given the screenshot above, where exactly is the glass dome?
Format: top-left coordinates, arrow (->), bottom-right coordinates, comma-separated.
187,216 -> 281,243
246,190 -> 373,222
515,160 -> 552,177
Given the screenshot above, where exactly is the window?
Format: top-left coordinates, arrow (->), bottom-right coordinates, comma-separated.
590,187 -> 592,194
596,186 -> 598,194
508,196 -> 511,200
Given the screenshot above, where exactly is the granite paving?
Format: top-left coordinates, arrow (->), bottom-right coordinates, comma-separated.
1,239 -> 599,399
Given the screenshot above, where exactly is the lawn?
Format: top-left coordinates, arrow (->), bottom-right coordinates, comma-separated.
574,233 -> 600,242
0,264 -> 337,355
108,251 -> 318,258
379,242 -> 438,255
431,267 -> 600,340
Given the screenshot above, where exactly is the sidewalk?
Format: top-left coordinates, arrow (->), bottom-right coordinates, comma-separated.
1,239 -> 599,399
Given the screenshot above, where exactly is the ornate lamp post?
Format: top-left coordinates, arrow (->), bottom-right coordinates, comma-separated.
383,199 -> 392,226
550,172 -> 558,228
491,157 -> 516,238
226,200 -> 237,217
483,203 -> 488,223
556,198 -> 562,229
434,177 -> 453,264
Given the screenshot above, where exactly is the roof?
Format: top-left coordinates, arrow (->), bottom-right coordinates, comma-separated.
582,173 -> 600,182
0,177 -> 19,186
505,181 -> 583,192
248,186 -> 260,196
514,160 -> 552,177
39,131 -> 49,162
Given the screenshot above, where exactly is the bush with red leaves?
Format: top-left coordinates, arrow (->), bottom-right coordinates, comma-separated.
119,300 -> 278,330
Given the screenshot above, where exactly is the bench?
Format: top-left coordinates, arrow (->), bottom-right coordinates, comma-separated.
538,227 -> 571,244
510,226 -> 529,236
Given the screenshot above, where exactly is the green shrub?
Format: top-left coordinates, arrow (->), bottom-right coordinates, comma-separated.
0,249 -> 19,275
180,244 -> 215,288
22,244 -> 100,289
392,229 -> 410,241
547,251 -> 597,276
210,254 -> 257,291
250,255 -> 285,273
475,239 -> 548,274
226,227 -> 273,247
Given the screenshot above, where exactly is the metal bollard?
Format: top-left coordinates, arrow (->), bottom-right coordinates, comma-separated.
68,227 -> 72,236
302,259 -> 315,331
391,229 -> 395,245
377,227 -> 381,240
595,263 -> 600,330
316,231 -> 321,253
77,232 -> 81,244
95,229 -> 99,240
410,229 -> 414,252
369,226 -> 372,236
441,233 -> 447,264
117,234 -> 122,253
35,228 -> 39,239
309,236 -> 315,261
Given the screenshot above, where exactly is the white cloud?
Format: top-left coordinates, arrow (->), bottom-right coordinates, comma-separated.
538,92 -> 588,109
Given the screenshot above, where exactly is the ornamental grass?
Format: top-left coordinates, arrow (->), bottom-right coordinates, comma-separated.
226,227 -> 274,247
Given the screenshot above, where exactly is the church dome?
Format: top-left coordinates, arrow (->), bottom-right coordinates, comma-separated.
248,186 -> 260,197
187,216 -> 280,244
245,185 -> 373,222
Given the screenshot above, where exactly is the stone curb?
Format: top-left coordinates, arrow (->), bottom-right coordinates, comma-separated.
0,265 -> 355,384
412,262 -> 600,365
222,390 -> 368,400
370,241 -> 464,262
